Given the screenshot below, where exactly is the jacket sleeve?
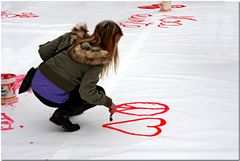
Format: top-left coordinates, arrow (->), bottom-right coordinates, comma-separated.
79,65 -> 112,108
38,33 -> 69,61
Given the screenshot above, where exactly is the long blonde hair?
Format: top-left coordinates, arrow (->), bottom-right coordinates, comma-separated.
70,20 -> 123,78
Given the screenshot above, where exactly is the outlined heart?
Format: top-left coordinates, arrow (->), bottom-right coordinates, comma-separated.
102,117 -> 166,137
115,102 -> 169,116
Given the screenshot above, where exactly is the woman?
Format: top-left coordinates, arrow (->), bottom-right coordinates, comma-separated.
31,20 -> 123,132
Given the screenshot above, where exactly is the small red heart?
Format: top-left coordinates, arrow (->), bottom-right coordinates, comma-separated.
103,117 -> 166,137
116,102 -> 169,116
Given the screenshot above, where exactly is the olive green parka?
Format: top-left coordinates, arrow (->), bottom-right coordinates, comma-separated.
38,23 -> 112,108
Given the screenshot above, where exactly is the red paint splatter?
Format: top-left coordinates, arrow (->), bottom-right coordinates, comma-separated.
103,117 -> 166,137
19,125 -> 24,128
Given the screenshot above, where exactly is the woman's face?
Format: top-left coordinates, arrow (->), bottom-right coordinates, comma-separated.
115,34 -> 122,43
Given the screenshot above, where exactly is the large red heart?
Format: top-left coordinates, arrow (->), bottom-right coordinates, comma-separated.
102,118 -> 166,137
116,102 -> 169,116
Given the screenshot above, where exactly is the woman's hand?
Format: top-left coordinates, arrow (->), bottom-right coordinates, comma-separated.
109,103 -> 117,121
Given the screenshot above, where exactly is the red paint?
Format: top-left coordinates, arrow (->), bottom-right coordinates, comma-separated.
161,15 -> 197,21
103,118 -> 166,137
120,14 -> 197,29
158,20 -> 183,28
1,10 -> 39,19
120,13 -> 153,28
138,4 -> 162,9
172,5 -> 186,8
1,112 -> 14,131
138,4 -> 186,9
1,113 -> 25,130
103,102 -> 169,137
15,74 -> 25,90
158,15 -> 197,28
116,102 -> 169,116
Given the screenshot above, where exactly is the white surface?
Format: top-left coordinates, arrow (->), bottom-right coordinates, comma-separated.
1,1 -> 239,160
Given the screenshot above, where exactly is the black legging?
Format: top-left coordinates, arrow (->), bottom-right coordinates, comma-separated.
33,85 -> 105,116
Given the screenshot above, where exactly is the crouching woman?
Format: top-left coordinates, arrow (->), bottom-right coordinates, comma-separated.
31,20 -> 123,132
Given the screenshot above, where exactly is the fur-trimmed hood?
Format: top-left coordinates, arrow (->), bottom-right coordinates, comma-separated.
69,23 -> 111,65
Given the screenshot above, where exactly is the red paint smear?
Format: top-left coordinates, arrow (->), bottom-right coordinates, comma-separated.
138,4 -> 162,9
172,5 -> 186,8
1,113 -> 14,131
1,10 -> 39,19
116,102 -> 169,116
103,117 -> 166,137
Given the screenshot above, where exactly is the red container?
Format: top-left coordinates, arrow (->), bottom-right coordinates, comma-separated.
1,73 -> 18,105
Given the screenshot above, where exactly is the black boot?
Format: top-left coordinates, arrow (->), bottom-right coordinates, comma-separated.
49,109 -> 80,132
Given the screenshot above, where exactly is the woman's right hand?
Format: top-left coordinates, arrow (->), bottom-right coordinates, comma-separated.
109,103 -> 117,121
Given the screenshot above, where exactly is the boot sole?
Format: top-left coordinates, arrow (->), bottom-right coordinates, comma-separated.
49,117 -> 80,132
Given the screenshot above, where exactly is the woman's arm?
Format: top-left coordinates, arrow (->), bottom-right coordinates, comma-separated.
79,65 -> 113,108
38,33 -> 70,61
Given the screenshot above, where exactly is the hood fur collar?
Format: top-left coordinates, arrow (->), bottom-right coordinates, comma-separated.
69,23 -> 111,65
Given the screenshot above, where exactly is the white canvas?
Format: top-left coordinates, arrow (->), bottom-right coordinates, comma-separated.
1,1 -> 239,160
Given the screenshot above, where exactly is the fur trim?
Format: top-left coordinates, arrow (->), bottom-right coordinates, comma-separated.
69,23 -> 111,65
70,23 -> 88,44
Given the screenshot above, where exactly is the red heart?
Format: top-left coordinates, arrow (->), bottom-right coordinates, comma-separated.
102,118 -> 166,137
116,102 -> 169,116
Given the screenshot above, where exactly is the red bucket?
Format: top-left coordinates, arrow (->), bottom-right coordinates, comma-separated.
1,73 -> 18,105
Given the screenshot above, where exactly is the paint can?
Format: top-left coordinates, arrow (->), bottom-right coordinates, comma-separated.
1,73 -> 18,105
160,1 -> 172,12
